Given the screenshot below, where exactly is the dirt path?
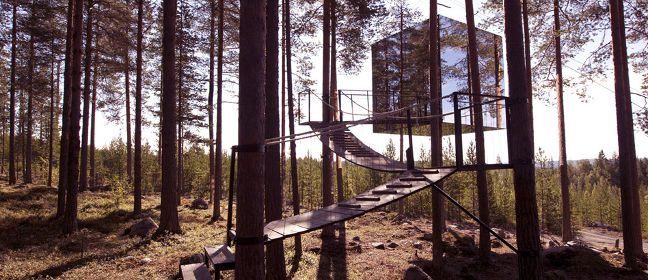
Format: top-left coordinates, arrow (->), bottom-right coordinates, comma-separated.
577,227 -> 648,252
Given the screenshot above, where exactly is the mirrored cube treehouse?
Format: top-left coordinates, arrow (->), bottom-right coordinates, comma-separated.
370,15 -> 505,136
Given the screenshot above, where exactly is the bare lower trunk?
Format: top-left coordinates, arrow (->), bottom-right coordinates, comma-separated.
285,0 -> 301,256
553,0 -> 571,242
330,1 -> 344,206
504,0 -> 543,276
265,0 -> 286,277
320,0 -> 334,239
235,0 -> 266,278
134,0 -> 144,215
157,0 -> 181,234
208,0 -> 216,209
429,6 -> 444,269
48,39 -> 56,187
25,10 -> 34,185
609,0 -> 644,269
90,60 -> 97,187
522,0 -> 534,151
57,0 -> 75,217
125,0 -> 133,189
9,4 -> 17,185
64,0 -> 85,234
80,0 -> 94,193
213,0 -> 224,221
465,0 -> 489,263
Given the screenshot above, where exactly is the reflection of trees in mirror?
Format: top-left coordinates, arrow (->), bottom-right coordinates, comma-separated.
371,15 -> 504,135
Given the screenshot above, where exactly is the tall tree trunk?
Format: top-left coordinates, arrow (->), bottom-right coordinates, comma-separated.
321,0 -> 334,239
134,0 -> 144,215
1,122 -> 4,175
552,0 -> 571,242
265,0 -> 286,278
503,0 -> 542,276
177,28 -> 184,206
465,0 -> 489,263
48,38 -> 56,187
25,6 -> 35,185
20,90 -> 24,178
208,0 -> 216,209
494,35 -> 502,128
177,7 -> 184,206
397,5 -> 405,215
235,0 -> 266,278
609,0 -> 643,269
57,0 -> 74,218
522,0 -> 534,151
64,0 -> 85,234
331,0 -> 343,207
9,2 -> 17,185
285,0 -> 301,256
125,0 -> 133,189
157,0 -> 181,234
429,4 -> 444,269
280,5 -> 286,212
212,0 -> 224,221
90,57 -> 97,187
80,0 -> 93,193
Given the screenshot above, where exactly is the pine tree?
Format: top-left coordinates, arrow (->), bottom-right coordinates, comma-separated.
79,0 -> 94,192
157,0 -> 181,235
133,0 -> 144,215
235,0 -> 266,277
503,0 -> 542,276
63,0 -> 86,234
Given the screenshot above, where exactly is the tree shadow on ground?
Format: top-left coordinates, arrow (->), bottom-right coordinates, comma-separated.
289,250 -> 303,278
316,224 -> 348,280
0,185 -> 56,202
78,208 -> 146,234
28,239 -> 152,279
410,244 -> 648,279
0,214 -> 61,250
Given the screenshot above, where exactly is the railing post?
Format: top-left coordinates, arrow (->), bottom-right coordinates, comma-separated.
505,98 -> 513,164
350,95 -> 355,121
453,93 -> 463,167
338,90 -> 343,122
226,146 -> 238,247
308,89 -> 311,123
366,90 -> 370,117
298,92 -> 301,123
406,109 -> 415,170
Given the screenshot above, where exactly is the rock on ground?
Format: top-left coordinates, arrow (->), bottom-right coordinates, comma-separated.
191,198 -> 208,210
180,253 -> 204,265
125,217 -> 159,238
404,266 -> 432,280
545,270 -> 568,280
371,242 -> 385,250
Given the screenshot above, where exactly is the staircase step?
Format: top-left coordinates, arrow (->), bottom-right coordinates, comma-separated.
181,263 -> 211,280
386,184 -> 413,189
339,203 -> 362,208
373,189 -> 398,195
355,196 -> 381,201
400,177 -> 427,182
204,245 -> 235,272
413,169 -> 439,174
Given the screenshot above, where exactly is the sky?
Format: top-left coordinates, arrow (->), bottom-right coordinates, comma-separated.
91,0 -> 648,163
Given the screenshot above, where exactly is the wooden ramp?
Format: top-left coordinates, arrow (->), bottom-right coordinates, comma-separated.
308,122 -> 407,172
263,168 -> 455,242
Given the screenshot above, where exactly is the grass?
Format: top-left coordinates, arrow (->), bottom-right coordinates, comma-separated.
1,182 -> 648,279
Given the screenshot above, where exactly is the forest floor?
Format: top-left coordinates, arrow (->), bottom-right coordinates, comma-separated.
1,182 -> 648,279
